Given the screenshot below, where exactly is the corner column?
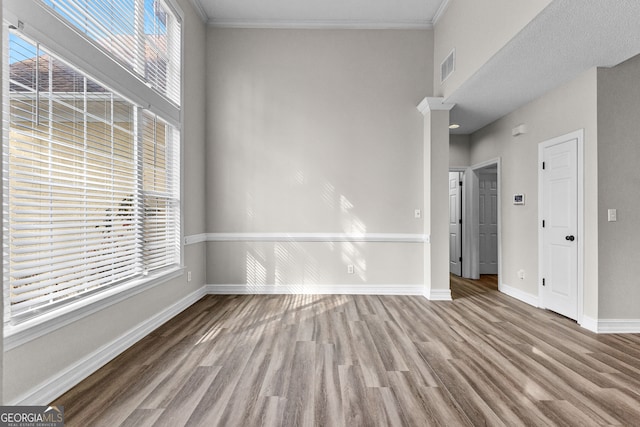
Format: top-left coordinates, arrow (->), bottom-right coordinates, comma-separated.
418,97 -> 454,300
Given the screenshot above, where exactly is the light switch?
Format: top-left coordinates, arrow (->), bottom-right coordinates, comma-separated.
608,209 -> 617,222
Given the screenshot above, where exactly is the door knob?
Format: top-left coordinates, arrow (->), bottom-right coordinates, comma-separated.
565,235 -> 575,241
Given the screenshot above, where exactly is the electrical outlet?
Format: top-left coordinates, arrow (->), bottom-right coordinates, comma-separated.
518,269 -> 525,280
414,209 -> 422,219
347,264 -> 355,274
608,209 -> 617,222
187,271 -> 192,282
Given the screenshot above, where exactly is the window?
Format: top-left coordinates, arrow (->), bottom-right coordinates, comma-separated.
41,0 -> 181,104
3,0 -> 181,324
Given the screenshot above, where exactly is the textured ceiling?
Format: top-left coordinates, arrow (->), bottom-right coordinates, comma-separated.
193,0 -> 448,28
448,0 -> 640,134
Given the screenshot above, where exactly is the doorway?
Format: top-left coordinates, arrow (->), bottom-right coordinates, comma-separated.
458,159 -> 501,282
450,159 -> 501,299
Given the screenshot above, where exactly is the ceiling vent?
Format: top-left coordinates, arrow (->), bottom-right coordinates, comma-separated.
441,49 -> 455,83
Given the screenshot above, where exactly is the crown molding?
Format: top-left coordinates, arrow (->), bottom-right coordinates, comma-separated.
207,18 -> 433,30
188,0 -> 209,23
417,97 -> 455,115
432,0 -> 452,26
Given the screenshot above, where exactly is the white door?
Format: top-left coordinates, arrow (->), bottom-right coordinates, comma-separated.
541,138 -> 578,320
479,171 -> 498,274
449,172 -> 462,276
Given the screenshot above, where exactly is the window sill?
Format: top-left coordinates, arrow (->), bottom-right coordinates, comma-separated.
4,267 -> 185,351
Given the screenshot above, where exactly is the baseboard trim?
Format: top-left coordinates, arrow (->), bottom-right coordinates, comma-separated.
499,282 -> 539,307
595,319 -> 640,334
579,315 -> 598,333
205,284 -> 424,295
9,287 -> 207,406
426,289 -> 452,301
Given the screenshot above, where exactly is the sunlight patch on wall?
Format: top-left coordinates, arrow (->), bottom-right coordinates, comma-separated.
294,169 -> 306,185
340,194 -> 354,214
322,182 -> 336,209
274,242 -> 289,286
246,251 -> 267,286
338,193 -> 368,281
246,193 -> 255,220
273,242 -> 323,287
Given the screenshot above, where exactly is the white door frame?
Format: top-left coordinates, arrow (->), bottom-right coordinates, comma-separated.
538,129 -> 584,324
460,158 -> 502,283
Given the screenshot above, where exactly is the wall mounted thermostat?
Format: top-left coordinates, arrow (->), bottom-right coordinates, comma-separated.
513,194 -> 525,205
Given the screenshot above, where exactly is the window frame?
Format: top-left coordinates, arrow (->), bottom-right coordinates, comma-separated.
41,0 -> 182,105
2,0 -> 185,347
4,0 -> 182,127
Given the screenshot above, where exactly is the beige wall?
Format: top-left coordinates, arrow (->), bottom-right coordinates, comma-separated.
449,134 -> 470,168
205,28 -> 432,287
597,54 -> 640,319
4,0 -> 208,403
207,241 -> 424,286
182,7 -> 208,237
434,0 -> 551,98
469,68 -> 599,318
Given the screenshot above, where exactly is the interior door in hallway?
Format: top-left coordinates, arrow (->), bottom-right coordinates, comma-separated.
449,172 -> 462,276
541,137 -> 578,320
479,171 -> 498,275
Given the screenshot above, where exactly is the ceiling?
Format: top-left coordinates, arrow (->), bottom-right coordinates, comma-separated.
192,0 -> 448,28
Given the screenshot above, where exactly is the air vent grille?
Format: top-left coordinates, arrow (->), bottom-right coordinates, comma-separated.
441,49 -> 455,83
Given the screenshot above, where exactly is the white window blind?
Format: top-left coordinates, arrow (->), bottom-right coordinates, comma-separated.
41,0 -> 181,105
4,31 -> 180,322
141,111 -> 180,274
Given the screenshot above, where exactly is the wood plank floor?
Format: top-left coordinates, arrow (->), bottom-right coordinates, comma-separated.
53,275 -> 640,426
